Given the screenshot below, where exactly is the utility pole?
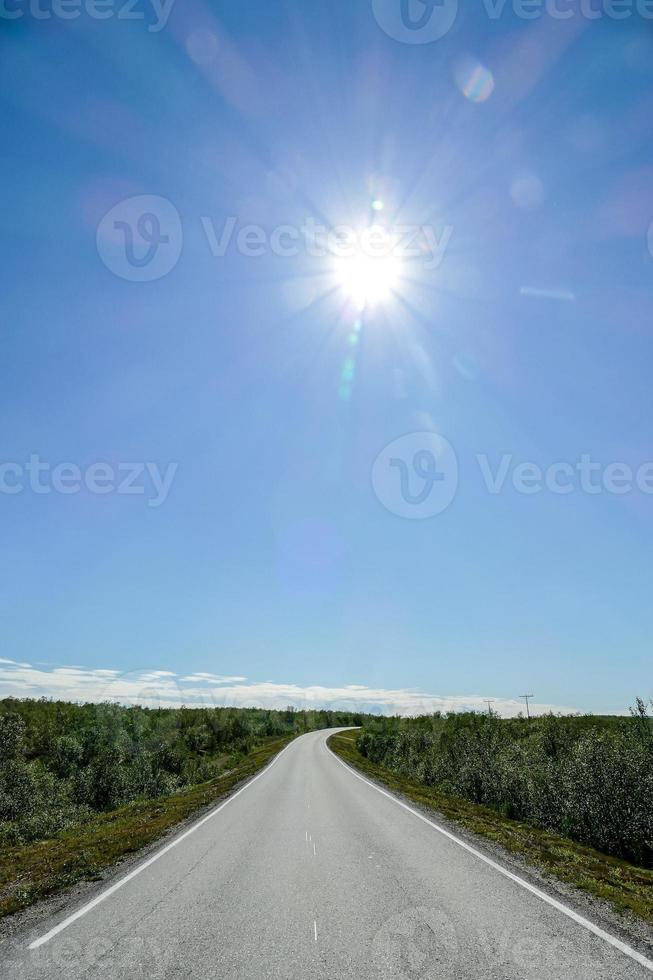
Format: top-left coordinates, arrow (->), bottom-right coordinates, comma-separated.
484,699 -> 495,716
520,694 -> 534,720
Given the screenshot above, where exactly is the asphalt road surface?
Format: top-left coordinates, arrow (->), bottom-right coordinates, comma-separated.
3,729 -> 652,979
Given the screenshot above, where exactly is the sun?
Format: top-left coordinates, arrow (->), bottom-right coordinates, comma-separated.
333,226 -> 402,308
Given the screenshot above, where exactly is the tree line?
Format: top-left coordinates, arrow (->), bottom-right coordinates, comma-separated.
0,698 -> 366,848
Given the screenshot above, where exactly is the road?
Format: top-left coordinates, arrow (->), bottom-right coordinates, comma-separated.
3,729 -> 651,979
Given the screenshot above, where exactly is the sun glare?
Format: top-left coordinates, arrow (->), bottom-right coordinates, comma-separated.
333,227 -> 402,309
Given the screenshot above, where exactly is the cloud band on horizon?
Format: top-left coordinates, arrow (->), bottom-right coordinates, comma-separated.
0,657 -> 584,718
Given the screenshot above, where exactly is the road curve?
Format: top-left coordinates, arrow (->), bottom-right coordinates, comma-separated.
2,729 -> 650,980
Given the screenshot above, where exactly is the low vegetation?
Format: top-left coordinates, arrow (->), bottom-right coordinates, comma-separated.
353,702 -> 653,867
329,703 -> 653,925
0,698 -> 368,918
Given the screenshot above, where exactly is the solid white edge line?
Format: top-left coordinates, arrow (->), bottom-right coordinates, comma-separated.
329,743 -> 653,973
28,737 -> 299,950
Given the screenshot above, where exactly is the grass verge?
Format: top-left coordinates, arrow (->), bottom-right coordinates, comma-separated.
328,730 -> 653,925
0,735 -> 294,920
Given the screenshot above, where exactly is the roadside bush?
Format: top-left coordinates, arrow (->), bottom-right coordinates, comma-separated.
357,703 -> 653,867
0,713 -> 26,761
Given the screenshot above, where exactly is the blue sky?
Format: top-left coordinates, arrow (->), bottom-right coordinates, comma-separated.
1,3 -> 652,716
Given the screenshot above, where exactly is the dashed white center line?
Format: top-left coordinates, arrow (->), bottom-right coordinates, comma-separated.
313,919 -> 318,942
313,842 -> 316,856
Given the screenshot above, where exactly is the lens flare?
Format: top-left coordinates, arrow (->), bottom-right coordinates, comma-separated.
454,57 -> 495,104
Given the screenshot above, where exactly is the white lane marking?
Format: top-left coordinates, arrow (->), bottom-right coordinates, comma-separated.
313,842 -> 316,856
305,830 -> 308,842
330,748 -> 653,973
29,739 -> 299,950
313,919 -> 318,942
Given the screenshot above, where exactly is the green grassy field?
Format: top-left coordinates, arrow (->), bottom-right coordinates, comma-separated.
328,730 -> 653,926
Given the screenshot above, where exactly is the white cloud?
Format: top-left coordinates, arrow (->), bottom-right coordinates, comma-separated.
138,671 -> 177,681
0,658 -> 582,718
179,673 -> 248,684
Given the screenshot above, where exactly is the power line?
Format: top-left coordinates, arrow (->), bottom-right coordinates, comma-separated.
520,694 -> 534,720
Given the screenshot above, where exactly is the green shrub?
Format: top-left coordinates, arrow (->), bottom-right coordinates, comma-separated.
357,704 -> 653,867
